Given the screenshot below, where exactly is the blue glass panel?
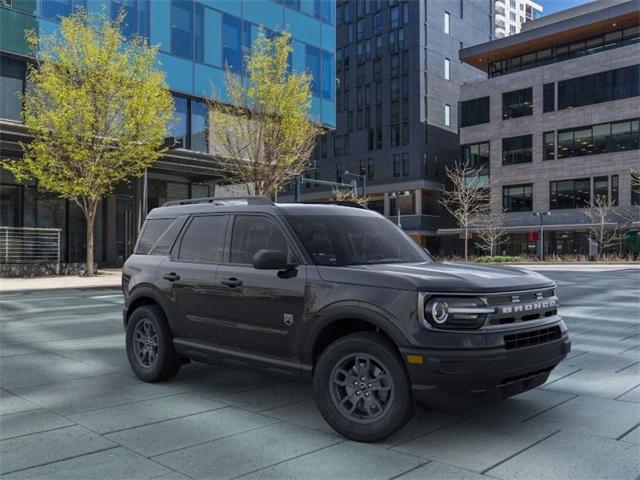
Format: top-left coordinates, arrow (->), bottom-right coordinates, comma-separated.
139,0 -> 149,37
170,95 -> 189,148
305,45 -> 320,97
321,21 -> 334,51
149,0 -> 170,50
222,13 -> 242,72
285,8 -> 320,46
41,0 -> 72,20
204,8 -> 222,66
191,99 -> 208,152
194,64 -> 227,100
111,0 -> 137,38
200,0 -> 240,16
195,3 -> 204,63
86,1 -> 108,15
243,0 -> 283,31
321,49 -> 333,100
310,96 -> 321,123
159,52 -> 193,94
170,0 -> 193,59
321,98 -> 335,127
291,39 -> 305,73
300,0 -> 313,15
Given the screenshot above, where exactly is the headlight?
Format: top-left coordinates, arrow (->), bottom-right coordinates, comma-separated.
421,296 -> 494,329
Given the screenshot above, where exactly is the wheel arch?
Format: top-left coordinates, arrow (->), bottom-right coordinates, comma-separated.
304,303 -> 409,372
125,285 -> 172,329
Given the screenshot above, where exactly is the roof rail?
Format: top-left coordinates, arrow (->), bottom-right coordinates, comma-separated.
163,196 -> 274,207
300,200 -> 369,209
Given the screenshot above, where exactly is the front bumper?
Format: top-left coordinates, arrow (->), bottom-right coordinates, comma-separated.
400,327 -> 570,408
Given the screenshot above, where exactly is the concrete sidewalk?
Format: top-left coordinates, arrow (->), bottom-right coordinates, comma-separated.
0,269 -> 122,293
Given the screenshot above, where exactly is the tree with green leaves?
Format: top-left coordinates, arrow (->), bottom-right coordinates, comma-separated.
3,11 -> 173,276
208,31 -> 320,197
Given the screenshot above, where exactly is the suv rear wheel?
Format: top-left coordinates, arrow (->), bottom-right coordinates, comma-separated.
126,305 -> 181,382
313,331 -> 414,442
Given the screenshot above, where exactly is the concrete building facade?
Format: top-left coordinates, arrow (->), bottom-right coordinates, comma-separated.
457,0 -> 639,257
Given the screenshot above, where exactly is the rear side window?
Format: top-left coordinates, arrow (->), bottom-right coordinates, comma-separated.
178,215 -> 227,263
230,215 -> 289,264
135,219 -> 174,254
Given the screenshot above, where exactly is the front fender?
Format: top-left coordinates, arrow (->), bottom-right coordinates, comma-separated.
125,284 -> 176,331
298,300 -> 410,366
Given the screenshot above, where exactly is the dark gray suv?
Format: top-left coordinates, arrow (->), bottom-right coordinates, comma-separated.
122,196 -> 570,442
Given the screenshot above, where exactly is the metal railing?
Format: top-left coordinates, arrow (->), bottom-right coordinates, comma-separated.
0,226 -> 62,268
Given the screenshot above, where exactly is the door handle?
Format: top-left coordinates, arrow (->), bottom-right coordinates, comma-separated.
162,272 -> 180,282
221,277 -> 243,288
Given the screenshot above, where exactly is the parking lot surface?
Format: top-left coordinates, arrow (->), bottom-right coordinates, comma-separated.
1,267 -> 639,479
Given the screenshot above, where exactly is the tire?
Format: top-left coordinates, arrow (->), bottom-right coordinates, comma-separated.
313,331 -> 414,442
126,305 -> 181,382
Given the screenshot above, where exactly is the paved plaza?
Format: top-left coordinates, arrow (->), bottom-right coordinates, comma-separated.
0,267 -> 639,479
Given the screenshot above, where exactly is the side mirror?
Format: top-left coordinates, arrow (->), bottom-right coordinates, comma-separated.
252,249 -> 295,270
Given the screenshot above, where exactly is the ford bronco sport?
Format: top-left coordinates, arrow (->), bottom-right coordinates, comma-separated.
122,196 -> 570,442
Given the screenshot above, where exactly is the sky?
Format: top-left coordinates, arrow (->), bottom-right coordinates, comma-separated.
540,0 -> 593,15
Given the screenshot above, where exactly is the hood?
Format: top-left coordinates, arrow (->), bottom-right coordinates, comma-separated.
316,261 -> 554,293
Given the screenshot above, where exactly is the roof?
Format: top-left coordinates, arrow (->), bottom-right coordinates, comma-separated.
460,0 -> 639,71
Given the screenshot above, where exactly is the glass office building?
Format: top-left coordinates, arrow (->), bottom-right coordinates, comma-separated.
0,0 -> 335,268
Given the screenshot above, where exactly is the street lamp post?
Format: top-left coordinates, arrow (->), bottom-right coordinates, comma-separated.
533,211 -> 551,261
389,191 -> 411,228
343,171 -> 367,196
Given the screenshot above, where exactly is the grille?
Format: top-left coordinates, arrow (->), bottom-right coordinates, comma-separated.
504,326 -> 561,350
485,288 -> 558,326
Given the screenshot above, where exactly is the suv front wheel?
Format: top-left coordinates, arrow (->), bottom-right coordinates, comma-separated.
126,305 -> 181,382
313,332 -> 414,442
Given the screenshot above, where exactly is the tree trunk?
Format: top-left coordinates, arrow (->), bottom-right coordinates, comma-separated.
464,227 -> 469,262
84,199 -> 98,277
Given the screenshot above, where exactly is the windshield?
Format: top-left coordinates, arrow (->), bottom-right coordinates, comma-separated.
285,214 -> 430,266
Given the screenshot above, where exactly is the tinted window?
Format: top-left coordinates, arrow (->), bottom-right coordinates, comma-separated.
502,184 -> 533,213
543,83 -> 555,113
502,135 -> 532,165
558,65 -> 639,110
136,218 -> 174,254
460,96 -> 489,127
230,216 -> 289,265
550,178 -> 590,209
502,88 -> 532,119
178,215 -> 226,262
149,217 -> 186,255
0,57 -> 25,121
170,0 -> 193,59
286,215 -> 428,266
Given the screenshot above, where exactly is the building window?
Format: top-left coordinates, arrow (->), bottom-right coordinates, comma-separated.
393,155 -> 401,176
170,0 -> 194,59
460,96 -> 489,127
461,142 -> 490,181
502,87 -> 532,119
632,172 -> 640,206
0,56 -> 25,121
321,50 -> 334,100
41,0 -> 85,20
402,153 -> 409,176
594,175 -> 608,202
503,184 -> 533,213
333,135 -> 342,156
221,13 -> 241,70
444,104 -> 451,127
305,45 -> 321,97
190,99 -> 208,153
444,58 -> 451,80
390,5 -> 400,29
367,158 -> 374,179
391,125 -> 400,146
543,82 -> 555,113
557,118 -> 639,159
112,0 -> 149,38
170,95 -> 189,148
374,12 -> 383,34
558,64 -> 640,110
550,178 -> 591,210
539,131 -> 555,161
502,134 -> 532,165
611,175 -> 619,206
336,161 -> 342,183
444,11 -> 450,34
